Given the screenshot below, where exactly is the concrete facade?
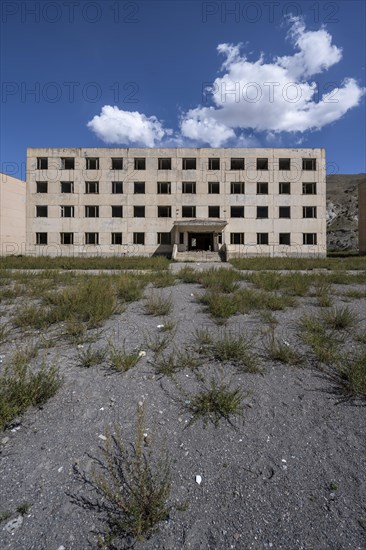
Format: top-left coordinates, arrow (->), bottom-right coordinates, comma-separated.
0,173 -> 26,256
26,147 -> 327,258
359,181 -> 366,255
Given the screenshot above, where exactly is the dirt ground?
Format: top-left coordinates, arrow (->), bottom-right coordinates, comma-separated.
0,265 -> 365,550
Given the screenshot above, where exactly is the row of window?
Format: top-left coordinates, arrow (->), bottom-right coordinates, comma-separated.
35,205 -> 318,219
35,232 -> 318,246
36,157 -> 318,171
36,181 -> 318,195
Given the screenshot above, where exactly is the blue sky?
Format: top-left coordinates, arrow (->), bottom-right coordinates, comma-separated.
1,0 -> 365,178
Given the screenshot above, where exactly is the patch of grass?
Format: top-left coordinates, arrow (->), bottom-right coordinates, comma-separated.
200,292 -> 237,323
144,293 -> 173,317
199,269 -> 243,293
76,403 -> 173,545
177,267 -> 202,284
16,502 -> 32,516
265,332 -> 302,366
0,511 -> 12,523
13,304 -> 54,330
343,289 -> 366,299
0,323 -> 10,344
313,280 -> 332,307
0,359 -> 62,430
147,271 -> 176,288
154,349 -> 202,377
194,327 -> 213,347
63,318 -> 88,345
203,331 -> 260,373
10,345 -> 39,367
235,288 -> 295,313
159,318 -> 176,333
333,351 -> 366,397
298,314 -> 341,364
78,346 -> 106,368
185,378 -> 249,428
230,256 -> 366,271
321,306 -> 359,331
144,332 -> 171,354
108,341 -> 141,372
0,255 -> 171,271
258,310 -> 279,328
115,274 -> 146,303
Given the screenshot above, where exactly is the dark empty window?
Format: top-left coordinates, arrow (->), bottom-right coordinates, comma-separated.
37,157 -> 48,170
112,181 -> 123,194
134,158 -> 146,170
61,181 -> 74,193
111,232 -> 122,245
257,233 -> 269,245
157,182 -> 171,194
182,158 -> 196,170
208,182 -> 220,194
85,232 -> 99,245
257,158 -> 268,170
36,205 -> 48,217
158,158 -> 171,170
134,182 -> 145,194
157,232 -> 171,245
85,181 -> 99,194
302,158 -> 316,170
208,206 -> 220,218
61,206 -> 74,218
257,206 -> 268,219
208,158 -> 220,170
257,182 -> 268,194
111,158 -> 123,170
231,206 -> 244,218
133,232 -> 145,245
231,182 -> 245,194
303,206 -> 317,218
86,158 -> 99,170
85,206 -> 99,218
158,206 -> 171,217
231,158 -> 245,170
61,158 -> 75,170
279,158 -> 291,170
182,182 -> 196,194
36,181 -> 48,193
182,206 -> 196,217
303,233 -> 317,245
303,182 -> 317,195
279,206 -> 291,218
134,206 -> 145,218
279,233 -> 291,245
112,206 -> 123,218
230,233 -> 244,245
279,182 -> 290,194
36,232 -> 47,245
60,232 -> 74,245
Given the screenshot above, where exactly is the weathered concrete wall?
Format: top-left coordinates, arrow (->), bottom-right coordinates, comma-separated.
26,147 -> 326,258
359,181 -> 366,254
0,173 -> 26,255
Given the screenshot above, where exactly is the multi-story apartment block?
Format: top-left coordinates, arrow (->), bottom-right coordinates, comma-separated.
0,173 -> 26,255
26,147 -> 326,259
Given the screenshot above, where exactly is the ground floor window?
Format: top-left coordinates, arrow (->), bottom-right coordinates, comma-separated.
111,232 -> 122,245
60,232 -> 74,245
303,233 -> 317,245
36,232 -> 47,245
85,232 -> 99,245
257,233 -> 269,245
230,233 -> 244,245
133,232 -> 145,245
279,233 -> 291,245
157,232 -> 171,245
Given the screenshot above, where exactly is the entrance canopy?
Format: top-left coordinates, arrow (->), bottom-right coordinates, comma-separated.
173,219 -> 227,232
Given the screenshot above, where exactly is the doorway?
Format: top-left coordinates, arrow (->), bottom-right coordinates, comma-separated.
188,232 -> 213,251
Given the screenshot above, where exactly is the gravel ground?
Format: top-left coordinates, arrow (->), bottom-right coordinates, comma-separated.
0,270 -> 365,550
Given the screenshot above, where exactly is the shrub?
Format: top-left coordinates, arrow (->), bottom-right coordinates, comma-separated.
322,306 -> 359,331
75,404 -> 173,545
200,292 -> 237,323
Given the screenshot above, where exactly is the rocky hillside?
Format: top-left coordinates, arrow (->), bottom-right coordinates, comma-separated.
326,174 -> 365,251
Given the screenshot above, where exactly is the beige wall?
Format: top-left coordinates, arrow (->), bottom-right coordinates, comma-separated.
0,173 -> 26,256
359,181 -> 366,254
26,147 -> 326,258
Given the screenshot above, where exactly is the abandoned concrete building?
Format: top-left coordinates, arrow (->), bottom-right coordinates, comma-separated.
0,172 -> 26,255
24,147 -> 327,259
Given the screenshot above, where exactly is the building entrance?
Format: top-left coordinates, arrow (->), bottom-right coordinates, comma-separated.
188,232 -> 213,251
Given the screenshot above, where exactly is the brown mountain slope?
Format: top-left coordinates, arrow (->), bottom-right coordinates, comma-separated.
326,174 -> 365,251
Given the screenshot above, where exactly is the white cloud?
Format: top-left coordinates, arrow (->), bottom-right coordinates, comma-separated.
179,17 -> 365,145
87,106 -> 170,147
88,19 -> 365,147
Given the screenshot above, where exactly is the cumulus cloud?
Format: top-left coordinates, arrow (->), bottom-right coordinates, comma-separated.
180,17 -> 365,145
87,18 -> 365,147
87,106 -> 170,147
